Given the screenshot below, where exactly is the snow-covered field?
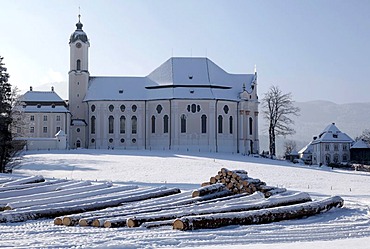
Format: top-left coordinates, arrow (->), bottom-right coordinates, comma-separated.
1,149 -> 369,248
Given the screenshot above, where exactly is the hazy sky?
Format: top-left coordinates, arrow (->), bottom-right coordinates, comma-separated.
1,0 -> 369,104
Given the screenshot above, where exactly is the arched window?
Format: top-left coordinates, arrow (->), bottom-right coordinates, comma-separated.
249,117 -> 253,135
218,115 -> 223,133
163,115 -> 169,133
201,115 -> 207,133
91,105 -> 96,112
120,116 -> 126,134
180,114 -> 186,133
131,116 -> 137,134
229,116 -> 233,134
108,116 -> 114,134
91,116 -> 96,134
76,59 -> 81,70
109,104 -> 114,112
325,154 -> 331,164
151,116 -> 156,133
333,154 -> 339,163
76,140 -> 81,148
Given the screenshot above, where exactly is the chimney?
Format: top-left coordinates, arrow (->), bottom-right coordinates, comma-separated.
51,86 -> 54,92
30,86 -> 33,91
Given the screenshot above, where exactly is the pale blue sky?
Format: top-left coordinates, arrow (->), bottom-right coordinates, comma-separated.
1,0 -> 369,103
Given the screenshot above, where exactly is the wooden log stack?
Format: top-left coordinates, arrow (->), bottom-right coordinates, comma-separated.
201,168 -> 286,197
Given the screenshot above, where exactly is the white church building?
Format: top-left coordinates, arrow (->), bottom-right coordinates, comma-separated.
19,16 -> 260,154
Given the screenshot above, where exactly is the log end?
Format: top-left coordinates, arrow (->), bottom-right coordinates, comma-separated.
92,219 -> 102,227
54,217 -> 63,226
103,220 -> 112,228
79,219 -> 88,227
4,205 -> 12,211
62,217 -> 72,226
191,190 -> 200,198
173,219 -> 186,231
126,218 -> 137,228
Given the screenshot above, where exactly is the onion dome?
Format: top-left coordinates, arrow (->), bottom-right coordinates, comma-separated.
69,15 -> 88,44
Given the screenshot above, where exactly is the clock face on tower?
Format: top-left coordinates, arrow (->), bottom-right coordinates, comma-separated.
76,42 -> 82,48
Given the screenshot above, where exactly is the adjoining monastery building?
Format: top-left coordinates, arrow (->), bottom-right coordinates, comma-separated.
17,16 -> 260,154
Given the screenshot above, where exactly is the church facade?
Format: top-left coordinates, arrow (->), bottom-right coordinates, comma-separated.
18,16 -> 260,154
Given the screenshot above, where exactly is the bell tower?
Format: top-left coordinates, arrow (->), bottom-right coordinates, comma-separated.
68,14 -> 90,148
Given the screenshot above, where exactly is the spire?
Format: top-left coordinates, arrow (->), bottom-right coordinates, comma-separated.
76,14 -> 83,30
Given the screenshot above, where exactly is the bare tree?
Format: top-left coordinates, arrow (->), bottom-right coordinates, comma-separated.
262,85 -> 300,157
284,140 -> 297,156
358,129 -> 370,143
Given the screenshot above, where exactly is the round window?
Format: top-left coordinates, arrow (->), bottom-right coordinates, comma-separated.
132,105 -> 137,112
91,138 -> 95,143
109,138 -> 114,143
76,128 -> 80,133
120,138 -> 125,143
132,138 -> 137,143
120,104 -> 126,112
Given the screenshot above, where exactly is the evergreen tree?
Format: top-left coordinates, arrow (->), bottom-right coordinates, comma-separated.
0,56 -> 13,173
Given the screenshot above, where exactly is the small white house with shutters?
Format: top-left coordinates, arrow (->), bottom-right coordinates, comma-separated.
311,123 -> 354,165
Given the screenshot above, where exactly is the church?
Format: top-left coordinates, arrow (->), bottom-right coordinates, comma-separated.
19,16 -> 260,154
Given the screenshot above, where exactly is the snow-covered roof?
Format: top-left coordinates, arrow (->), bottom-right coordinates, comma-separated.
55,130 -> 66,137
311,123 -> 354,144
351,139 -> 370,149
84,57 -> 256,102
298,142 -> 313,154
20,91 -> 65,103
21,105 -> 69,113
71,120 -> 87,126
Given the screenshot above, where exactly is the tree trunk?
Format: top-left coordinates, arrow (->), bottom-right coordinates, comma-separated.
173,196 -> 343,231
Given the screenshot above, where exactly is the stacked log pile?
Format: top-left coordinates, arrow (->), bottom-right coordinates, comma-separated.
200,168 -> 286,197
0,172 -> 345,231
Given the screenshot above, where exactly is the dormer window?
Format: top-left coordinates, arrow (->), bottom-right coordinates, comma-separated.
333,134 -> 338,138
51,104 -> 55,108
119,89 -> 123,94
37,104 -> 41,108
188,75 -> 193,80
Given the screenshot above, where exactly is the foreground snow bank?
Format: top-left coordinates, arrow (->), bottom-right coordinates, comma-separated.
0,149 -> 368,248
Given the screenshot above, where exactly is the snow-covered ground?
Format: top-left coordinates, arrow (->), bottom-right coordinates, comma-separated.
1,149 -> 369,248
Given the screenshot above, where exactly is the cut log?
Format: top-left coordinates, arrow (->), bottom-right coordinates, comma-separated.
1,175 -> 45,187
53,217 -> 63,225
0,179 -> 68,201
4,182 -> 123,210
126,192 -> 312,228
192,183 -> 229,198
201,182 -> 211,187
173,196 -> 344,231
264,188 -> 287,198
0,178 -> 69,193
0,181 -> 92,210
0,187 -> 180,223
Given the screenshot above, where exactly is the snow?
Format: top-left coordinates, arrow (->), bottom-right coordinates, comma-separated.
20,91 -> 65,102
0,149 -> 369,248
